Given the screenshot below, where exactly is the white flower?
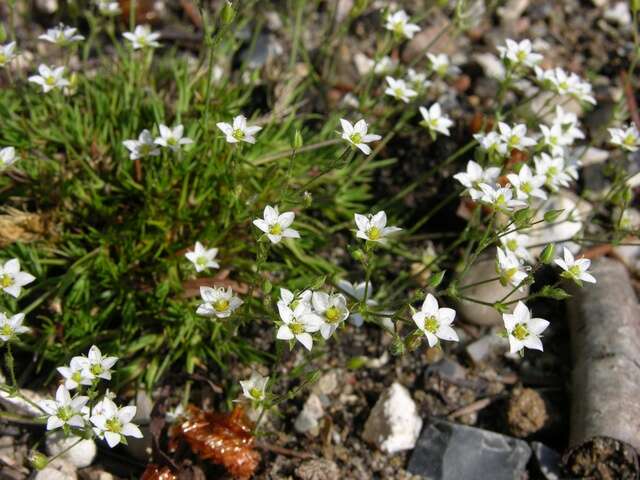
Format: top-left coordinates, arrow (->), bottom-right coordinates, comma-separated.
82,345 -> 118,382
507,164 -> 547,201
552,106 -> 584,143
478,183 -> 527,212
539,124 -> 572,156
503,301 -> 549,354
165,403 -> 185,423
277,288 -> 312,313
554,247 -> 596,284
453,160 -> 501,200
276,303 -> 321,351
196,286 -> 243,318
535,67 -> 596,104
500,231 -> 532,263
57,356 -> 92,390
412,294 -> 459,348
534,153 -> 572,190
498,122 -> 536,151
312,292 -> 349,339
0,258 -> 35,298
28,65 -> 70,93
336,279 -> 381,327
0,42 -> 17,67
253,205 -> 300,244
154,124 -> 193,151
40,385 -> 88,431
339,119 -> 381,155
0,312 -> 29,342
385,10 -> 421,39
354,211 -> 402,242
497,38 -> 542,69
384,76 -> 417,103
0,147 -> 18,169
185,242 -> 220,272
496,247 -> 528,290
406,68 -> 431,91
122,130 -> 160,160
474,131 -> 508,156
95,0 -> 121,15
122,25 -> 161,50
609,124 -> 640,152
427,53 -> 459,77
90,398 -> 143,448
39,23 -> 85,46
216,115 -> 262,144
240,372 -> 269,402
419,103 -> 453,136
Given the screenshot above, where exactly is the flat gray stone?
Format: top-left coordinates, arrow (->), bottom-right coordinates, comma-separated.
407,419 -> 531,480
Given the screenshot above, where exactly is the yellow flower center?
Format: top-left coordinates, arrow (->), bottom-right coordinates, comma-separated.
366,226 -> 381,240
516,50 -> 527,62
506,239 -> 518,252
213,299 -> 229,312
509,134 -> 520,146
57,406 -> 73,422
1,274 -> 13,288
90,364 -> 103,376
424,316 -> 439,334
521,182 -> 532,194
250,387 -> 263,400
1,324 -> 13,337
624,134 -> 637,146
325,306 -> 341,324
290,322 -> 304,335
106,417 -> 122,434
269,223 -> 282,235
233,129 -> 245,140
196,256 -> 208,266
45,76 -> 57,86
512,323 -> 529,341
350,133 -> 362,145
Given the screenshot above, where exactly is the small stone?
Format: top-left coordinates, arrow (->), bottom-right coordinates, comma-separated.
507,388 -> 548,438
456,258 -> 529,326
362,383 -> 422,454
604,2 -> 632,25
581,147 -> 610,166
294,393 -> 324,436
425,358 -> 467,383
498,0 -> 530,25
35,458 -> 77,480
295,458 -> 340,480
35,0 -> 58,13
46,432 -> 96,468
473,53 -> 505,80
466,331 -> 509,364
531,442 -> 563,480
407,419 -> 531,480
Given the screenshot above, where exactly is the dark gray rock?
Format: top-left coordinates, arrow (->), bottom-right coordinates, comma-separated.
407,419 -> 532,480
531,442 -> 562,480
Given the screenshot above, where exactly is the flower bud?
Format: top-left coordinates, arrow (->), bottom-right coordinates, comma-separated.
351,249 -> 365,262
390,335 -> 405,356
302,191 -> 313,207
30,452 -> 49,471
0,25 -> 6,43
292,130 -> 303,150
539,244 -> 555,264
221,1 -> 235,25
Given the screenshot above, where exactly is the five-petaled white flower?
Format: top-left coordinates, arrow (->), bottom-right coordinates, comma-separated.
454,161 -> 501,200
498,122 -> 536,151
185,241 -> 220,272
354,211 -> 402,242
500,231 -> 532,263
412,293 -> 459,348
539,124 -> 572,156
507,164 -> 547,201
339,119 -> 381,155
535,67 -> 596,105
123,130 -> 160,160
503,301 -> 549,354
0,312 -> 29,342
312,292 -> 349,339
406,68 -> 432,92
336,279 -> 382,327
0,42 -> 17,67
384,77 -> 417,103
197,286 -> 243,318
39,23 -> 85,46
276,303 -> 321,351
28,64 -> 70,93
552,106 -> 584,143
240,372 -> 269,402
384,10 -> 421,39
217,115 -> 262,144
0,258 -> 35,298
278,288 -> 312,312
419,103 -> 454,137
427,53 -> 459,77
478,183 -> 527,212
57,356 -> 92,390
90,398 -> 143,448
474,131 -> 508,156
496,247 -> 528,290
534,153 -> 573,191
497,38 -> 542,69
609,124 -> 640,152
95,0 -> 121,15
154,124 -> 193,151
123,25 -> 161,50
82,345 -> 118,382
40,385 -> 88,431
0,147 -> 18,169
554,247 -> 596,285
253,205 -> 300,244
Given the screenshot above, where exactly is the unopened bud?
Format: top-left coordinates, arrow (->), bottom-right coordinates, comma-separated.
292,130 -> 303,150
221,1 -> 235,25
540,243 -> 555,264
30,452 -> 49,471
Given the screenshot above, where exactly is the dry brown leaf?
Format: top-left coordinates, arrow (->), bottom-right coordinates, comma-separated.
141,464 -> 178,480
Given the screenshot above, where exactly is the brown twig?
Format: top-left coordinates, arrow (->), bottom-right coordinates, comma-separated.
134,158 -> 142,183
621,70 -> 640,130
447,397 -> 495,419
255,441 -> 316,460
179,0 -> 203,29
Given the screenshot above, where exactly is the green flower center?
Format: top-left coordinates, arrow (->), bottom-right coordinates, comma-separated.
1,274 -> 13,288
290,322 -> 304,335
495,194 -> 506,206
624,134 -> 637,146
90,364 -> 104,376
424,316 -> 439,334
393,22 -> 405,35
521,182 -> 532,194
502,267 -> 518,283
269,223 -> 282,235
249,387 -> 263,400
367,226 -> 381,240
394,87 -> 404,98
1,324 -> 13,337
213,299 -> 229,312
232,129 -> 245,140
71,371 -> 83,383
196,256 -> 208,266
45,76 -> 57,86
350,133 -> 362,145
0,54 -> 6,64
429,118 -> 439,128
559,81 -> 569,91
167,137 -> 177,146
106,417 -> 123,434
568,265 -> 581,278
57,406 -> 73,422
506,239 -> 518,252
325,306 -> 341,324
516,50 -> 527,62
509,134 -> 520,146
512,323 -> 529,341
